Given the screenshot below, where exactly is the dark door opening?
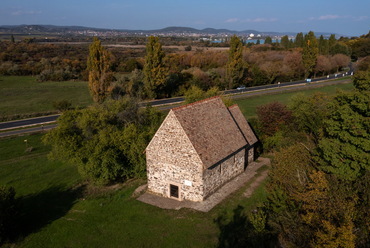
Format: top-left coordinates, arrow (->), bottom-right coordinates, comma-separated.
170,184 -> 179,198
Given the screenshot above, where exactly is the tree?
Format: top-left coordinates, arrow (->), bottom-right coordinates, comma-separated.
226,35 -> 246,89
317,82 -> 370,181
280,35 -> 290,49
353,69 -> 370,91
296,171 -> 356,248
266,144 -> 314,247
318,35 -> 329,55
43,97 -> 164,185
302,31 -> 319,77
289,92 -> 331,141
256,102 -> 293,136
331,54 -> 350,72
264,36 -> 272,45
349,34 -> 370,59
328,34 -> 337,54
87,37 -> 113,103
143,36 -> 168,99
184,85 -> 219,104
295,32 -> 304,48
10,34 -> 15,43
315,55 -> 332,76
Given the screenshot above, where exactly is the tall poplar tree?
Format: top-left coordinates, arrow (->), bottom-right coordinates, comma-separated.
318,35 -> 329,55
328,34 -> 337,54
143,36 -> 168,99
87,37 -> 112,103
302,31 -> 319,78
226,35 -> 246,89
281,35 -> 290,49
295,32 -> 304,48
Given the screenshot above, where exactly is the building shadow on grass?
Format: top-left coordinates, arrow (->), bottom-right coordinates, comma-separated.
215,205 -> 276,248
16,185 -> 85,239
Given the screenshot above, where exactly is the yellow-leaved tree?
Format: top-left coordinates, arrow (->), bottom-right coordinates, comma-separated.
87,37 -> 113,103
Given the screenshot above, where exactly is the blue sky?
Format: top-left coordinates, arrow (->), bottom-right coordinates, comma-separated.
1,0 -> 369,36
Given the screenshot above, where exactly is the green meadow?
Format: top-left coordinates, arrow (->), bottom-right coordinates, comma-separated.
0,76 -> 92,119
235,82 -> 354,118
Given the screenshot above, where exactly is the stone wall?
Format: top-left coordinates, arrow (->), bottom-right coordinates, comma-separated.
203,148 -> 246,199
146,111 -> 204,202
247,147 -> 254,164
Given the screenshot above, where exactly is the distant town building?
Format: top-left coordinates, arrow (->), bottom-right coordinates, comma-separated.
146,97 -> 258,202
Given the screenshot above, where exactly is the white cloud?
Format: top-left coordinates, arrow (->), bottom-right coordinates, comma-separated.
308,14 -> 369,22
225,18 -> 238,23
11,10 -> 41,16
317,15 -> 341,20
244,18 -> 278,23
225,17 -> 277,23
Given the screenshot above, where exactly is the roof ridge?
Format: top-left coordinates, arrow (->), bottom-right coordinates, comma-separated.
228,104 -> 238,109
172,96 -> 221,111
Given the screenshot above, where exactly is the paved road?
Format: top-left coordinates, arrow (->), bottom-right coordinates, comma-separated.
0,72 -> 352,135
0,124 -> 57,138
0,115 -> 60,131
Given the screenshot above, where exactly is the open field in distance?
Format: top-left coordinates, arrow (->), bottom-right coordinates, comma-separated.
0,76 -> 92,119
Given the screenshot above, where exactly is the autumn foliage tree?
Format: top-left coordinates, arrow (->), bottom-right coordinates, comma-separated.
87,37 -> 113,103
264,73 -> 370,247
256,102 -> 293,136
302,31 -> 319,78
226,35 -> 246,89
143,36 -> 168,99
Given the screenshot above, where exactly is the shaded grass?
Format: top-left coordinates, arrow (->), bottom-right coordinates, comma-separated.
0,134 -> 80,197
235,82 -> 354,118
0,76 -> 92,118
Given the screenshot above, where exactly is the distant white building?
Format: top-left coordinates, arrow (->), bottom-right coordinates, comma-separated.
249,33 -> 255,38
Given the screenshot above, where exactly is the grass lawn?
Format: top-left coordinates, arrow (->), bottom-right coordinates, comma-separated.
0,76 -> 92,119
0,134 -> 268,247
235,82 -> 354,118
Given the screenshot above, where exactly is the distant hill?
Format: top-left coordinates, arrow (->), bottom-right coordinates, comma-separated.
0,24 -> 344,37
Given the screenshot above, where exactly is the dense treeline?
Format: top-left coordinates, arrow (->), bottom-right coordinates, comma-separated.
0,31 -> 369,99
227,60 -> 370,247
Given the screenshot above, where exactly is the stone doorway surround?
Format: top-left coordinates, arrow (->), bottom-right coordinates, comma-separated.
137,157 -> 270,212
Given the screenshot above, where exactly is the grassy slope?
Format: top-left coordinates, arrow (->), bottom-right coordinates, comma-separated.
0,134 -> 267,248
235,82 -> 354,118
0,76 -> 92,117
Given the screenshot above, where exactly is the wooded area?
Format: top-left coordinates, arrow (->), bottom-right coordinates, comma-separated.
1,31 -> 368,100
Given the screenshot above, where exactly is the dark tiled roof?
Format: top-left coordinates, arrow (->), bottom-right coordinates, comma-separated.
172,97 -> 250,169
228,104 -> 258,146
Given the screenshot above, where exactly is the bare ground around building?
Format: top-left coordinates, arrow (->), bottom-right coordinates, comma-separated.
136,157 -> 271,212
